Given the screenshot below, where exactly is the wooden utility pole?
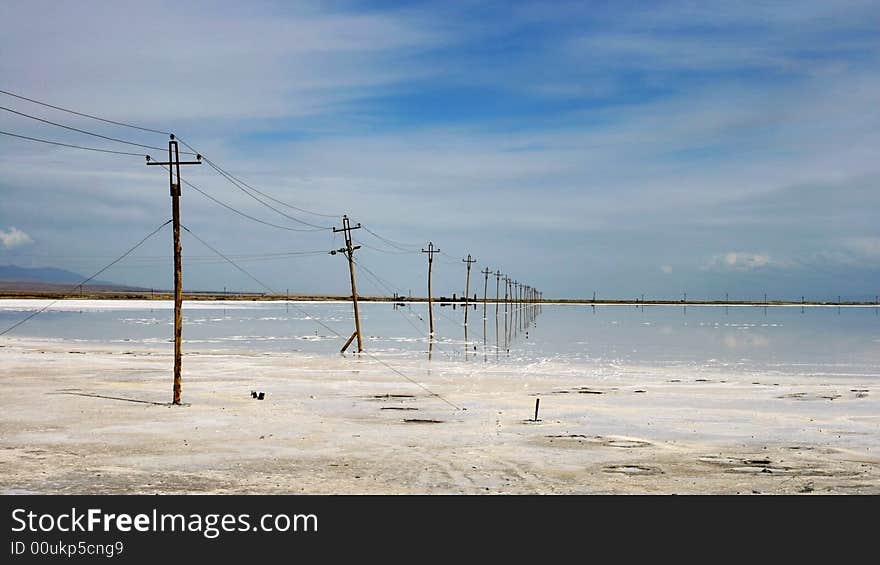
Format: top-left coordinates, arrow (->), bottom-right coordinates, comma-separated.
462,254 -> 476,324
422,242 -> 440,335
146,134 -> 201,405
332,215 -> 363,353
481,267 -> 491,303
494,270 -> 502,319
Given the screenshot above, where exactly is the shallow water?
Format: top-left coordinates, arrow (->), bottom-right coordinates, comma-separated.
1,299 -> 878,379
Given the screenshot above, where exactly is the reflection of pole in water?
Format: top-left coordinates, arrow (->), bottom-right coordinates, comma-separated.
495,302 -> 500,361
463,322 -> 469,361
483,313 -> 487,362
428,332 -> 434,361
504,299 -> 509,354
494,271 -> 501,319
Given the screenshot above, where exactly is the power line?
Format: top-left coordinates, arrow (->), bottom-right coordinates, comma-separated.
187,180 -> 326,233
356,240 -> 419,255
176,136 -> 339,220
0,220 -> 172,337
0,129 -> 146,157
0,105 -> 195,155
151,162 -> 327,233
1,88 -> 337,224
1,89 -> 337,222
0,88 -> 169,135
361,226 -> 422,251
1,90 -> 391,236
200,158 -> 332,230
437,251 -> 462,267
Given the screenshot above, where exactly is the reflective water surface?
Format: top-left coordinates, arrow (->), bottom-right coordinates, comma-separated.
1,300 -> 878,378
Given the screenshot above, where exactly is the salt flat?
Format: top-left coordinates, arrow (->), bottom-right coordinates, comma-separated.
1,336 -> 877,494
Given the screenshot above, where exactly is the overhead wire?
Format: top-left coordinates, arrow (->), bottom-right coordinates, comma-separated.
360,226 -> 423,252
150,162 -> 327,233
0,89 -> 334,225
199,158 -> 332,230
0,89 -> 169,135
0,129 -> 146,157
356,240 -> 419,255
0,105 -> 195,155
1,90 -> 430,246
177,137 -> 338,220
1,89 -> 436,251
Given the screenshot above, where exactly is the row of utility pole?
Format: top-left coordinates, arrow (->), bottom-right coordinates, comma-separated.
145,136 -> 541,404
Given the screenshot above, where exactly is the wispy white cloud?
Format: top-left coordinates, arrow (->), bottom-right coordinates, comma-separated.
706,252 -> 773,271
843,236 -> 880,259
0,226 -> 33,249
0,1 -> 448,123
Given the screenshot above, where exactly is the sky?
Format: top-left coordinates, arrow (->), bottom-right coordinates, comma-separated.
0,0 -> 878,301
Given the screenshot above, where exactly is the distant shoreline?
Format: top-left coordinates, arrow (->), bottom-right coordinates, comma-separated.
0,289 -> 876,307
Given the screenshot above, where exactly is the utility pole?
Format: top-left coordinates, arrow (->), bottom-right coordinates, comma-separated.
482,267 -> 491,304
462,254 -> 476,324
146,134 -> 201,405
481,267 -> 491,321
422,242 -> 440,335
332,215 -> 363,353
494,270 -> 502,318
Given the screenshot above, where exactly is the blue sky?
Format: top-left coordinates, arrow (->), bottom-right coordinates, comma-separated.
1,0 -> 879,300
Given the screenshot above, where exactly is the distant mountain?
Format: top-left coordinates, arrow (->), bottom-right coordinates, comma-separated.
1,265 -> 84,284
0,264 -> 100,284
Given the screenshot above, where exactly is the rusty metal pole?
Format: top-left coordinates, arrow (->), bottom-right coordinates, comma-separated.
146,135 -> 200,405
